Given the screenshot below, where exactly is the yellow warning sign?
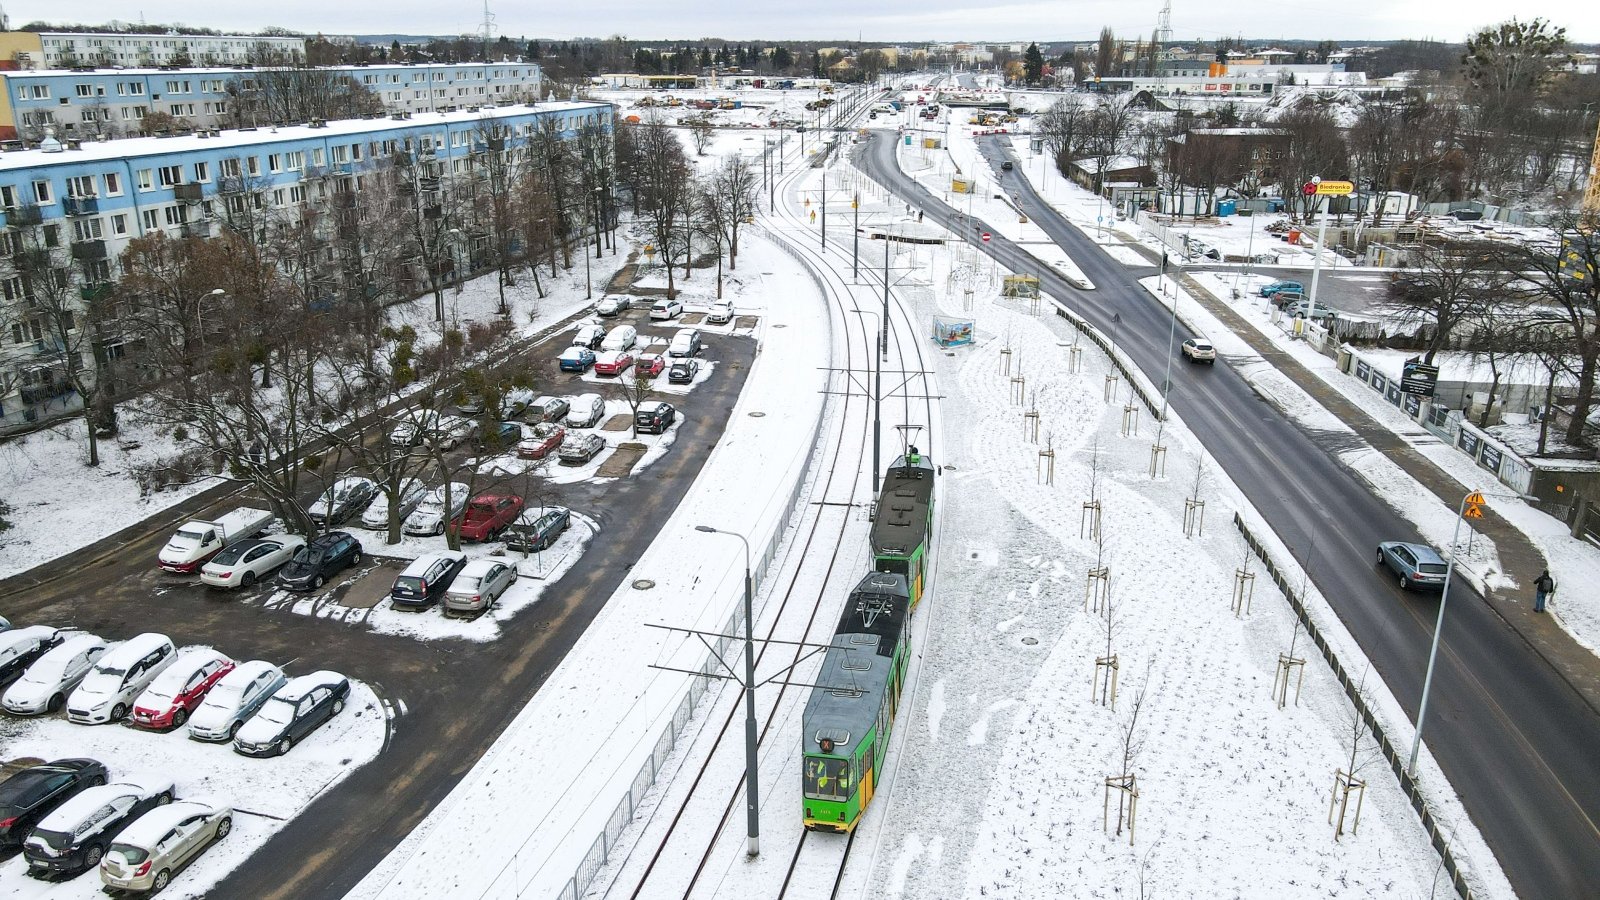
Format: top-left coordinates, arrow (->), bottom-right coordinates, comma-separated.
1464,505 -> 1484,519
1464,491 -> 1486,519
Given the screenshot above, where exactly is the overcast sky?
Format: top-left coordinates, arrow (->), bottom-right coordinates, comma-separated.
8,1 -> 1598,44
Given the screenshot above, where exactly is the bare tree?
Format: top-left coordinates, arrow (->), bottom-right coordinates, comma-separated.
632,116 -> 694,299
686,117 -> 715,157
1381,239 -> 1507,364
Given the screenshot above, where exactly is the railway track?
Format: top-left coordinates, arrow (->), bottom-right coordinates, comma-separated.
608,95 -> 946,900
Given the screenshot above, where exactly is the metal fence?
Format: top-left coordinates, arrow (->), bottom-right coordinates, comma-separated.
1232,512 -> 1475,900
1048,302 -> 1162,419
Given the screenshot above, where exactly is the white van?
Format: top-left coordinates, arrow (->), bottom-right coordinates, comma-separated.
601,325 -> 637,352
67,633 -> 177,725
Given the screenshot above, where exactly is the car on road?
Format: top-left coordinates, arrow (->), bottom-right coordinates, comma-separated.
3,633 -> 108,716
667,328 -> 702,358
571,323 -> 606,350
67,633 -> 177,725
0,758 -> 109,848
559,345 -> 596,373
389,551 -> 467,610
187,661 -> 287,743
650,298 -> 684,321
405,483 -> 470,536
517,422 -> 567,460
359,480 -> 429,532
634,401 -> 677,435
444,559 -> 519,616
601,324 -> 638,352
1180,338 -> 1217,364
307,477 -> 378,527
595,295 -> 632,317
131,649 -> 234,731
99,798 -> 232,893
233,671 -> 351,757
1258,280 -> 1304,298
277,532 -> 362,592
668,359 -> 700,385
595,349 -> 635,377
525,395 -> 570,424
22,777 -> 175,879
505,506 -> 571,554
1001,160 -> 1014,171
706,302 -> 735,325
453,494 -> 525,542
476,420 -> 524,452
199,534 -> 307,589
1377,541 -> 1450,591
558,433 -> 606,465
389,410 -> 440,448
565,393 -> 606,428
636,353 -> 666,377
0,625 -> 68,689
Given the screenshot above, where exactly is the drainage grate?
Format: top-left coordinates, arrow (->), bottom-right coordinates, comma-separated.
632,579 -> 656,590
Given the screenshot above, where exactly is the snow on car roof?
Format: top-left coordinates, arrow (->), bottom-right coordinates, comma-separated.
146,647 -> 229,692
217,660 -> 279,684
277,670 -> 348,700
112,800 -> 224,847
0,625 -> 59,648
96,633 -> 171,667
38,777 -> 176,830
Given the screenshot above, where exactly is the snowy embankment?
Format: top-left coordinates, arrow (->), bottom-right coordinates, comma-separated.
344,233 -> 830,899
836,212 -> 1511,898
0,263 -> 602,582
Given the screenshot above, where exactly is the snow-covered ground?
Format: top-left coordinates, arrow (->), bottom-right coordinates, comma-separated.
0,676 -> 385,899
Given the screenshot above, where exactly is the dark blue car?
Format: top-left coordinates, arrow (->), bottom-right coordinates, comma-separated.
559,346 -> 595,373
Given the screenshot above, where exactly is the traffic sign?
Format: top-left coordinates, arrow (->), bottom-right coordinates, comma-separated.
1314,180 -> 1354,196
1464,491 -> 1486,519
981,232 -> 992,243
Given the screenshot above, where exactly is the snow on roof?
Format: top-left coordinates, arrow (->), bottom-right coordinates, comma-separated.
0,101 -> 606,174
2,61 -> 539,78
1070,155 -> 1144,173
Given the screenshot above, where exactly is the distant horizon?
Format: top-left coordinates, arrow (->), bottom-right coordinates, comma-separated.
6,1 -> 1597,45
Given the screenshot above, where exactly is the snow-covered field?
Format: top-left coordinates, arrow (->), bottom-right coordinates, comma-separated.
0,677 -> 385,899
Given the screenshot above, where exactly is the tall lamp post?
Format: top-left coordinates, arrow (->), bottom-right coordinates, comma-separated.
693,524 -> 761,857
1408,491 -> 1483,775
853,310 -> 884,489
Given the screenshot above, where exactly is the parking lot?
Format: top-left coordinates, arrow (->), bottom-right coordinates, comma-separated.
0,301 -> 758,898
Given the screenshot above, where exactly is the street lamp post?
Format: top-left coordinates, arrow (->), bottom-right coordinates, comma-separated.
1409,492 -> 1480,775
853,310 -> 884,489
693,525 -> 761,857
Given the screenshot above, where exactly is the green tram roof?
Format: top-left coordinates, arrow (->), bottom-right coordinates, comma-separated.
801,572 -> 911,758
870,454 -> 934,559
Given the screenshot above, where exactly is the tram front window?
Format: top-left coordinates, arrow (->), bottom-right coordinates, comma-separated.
803,755 -> 853,800
877,557 -> 909,576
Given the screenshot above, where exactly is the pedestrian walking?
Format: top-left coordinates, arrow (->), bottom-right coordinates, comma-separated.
1534,569 -> 1555,613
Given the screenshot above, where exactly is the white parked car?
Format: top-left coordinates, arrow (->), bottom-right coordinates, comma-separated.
187,661 -> 288,743
67,633 -> 177,725
432,415 -> 478,450
198,535 -> 306,589
650,298 -> 684,320
565,393 -> 606,429
706,301 -> 735,325
389,410 -> 440,447
404,482 -> 471,536
600,324 -> 638,352
359,479 -> 429,530
2,633 -> 108,715
99,799 -> 232,893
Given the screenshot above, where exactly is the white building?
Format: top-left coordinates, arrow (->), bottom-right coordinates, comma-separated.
33,31 -> 307,69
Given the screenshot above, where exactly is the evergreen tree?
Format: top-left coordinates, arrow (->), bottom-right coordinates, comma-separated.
1024,42 -> 1045,84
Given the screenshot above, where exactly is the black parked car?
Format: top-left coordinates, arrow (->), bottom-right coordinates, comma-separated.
389,552 -> 467,610
277,532 -> 363,592
667,359 -> 700,385
22,777 -> 174,878
0,758 -> 109,848
634,401 -> 677,435
233,671 -> 351,757
0,625 -> 67,688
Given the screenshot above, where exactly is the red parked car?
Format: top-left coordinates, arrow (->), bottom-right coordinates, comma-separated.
130,648 -> 234,730
451,494 -> 526,542
594,350 -> 634,376
516,422 -> 566,460
636,353 -> 666,377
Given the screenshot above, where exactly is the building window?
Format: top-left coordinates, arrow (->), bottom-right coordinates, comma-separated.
141,209 -> 159,231
29,85 -> 49,100
66,175 -> 96,199
246,156 -> 260,176
311,148 -> 325,166
289,185 -> 305,204
32,180 -> 52,204
220,157 -> 241,179
0,185 -> 17,208
103,172 -> 122,196
286,150 -> 304,171
268,153 -> 283,173
158,165 -> 182,187
72,218 -> 104,241
194,161 -> 210,182
162,205 -> 188,226
111,213 -> 129,235
76,83 -> 94,97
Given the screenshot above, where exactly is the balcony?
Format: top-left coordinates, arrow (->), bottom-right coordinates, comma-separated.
173,182 -> 204,202
3,206 -> 43,229
70,239 -> 108,261
178,220 -> 213,239
64,196 -> 100,216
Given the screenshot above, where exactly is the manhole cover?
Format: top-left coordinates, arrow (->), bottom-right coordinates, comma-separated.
1021,636 -> 1039,646
944,464 -> 957,471
632,579 -> 656,590
749,411 -> 766,418
945,352 -> 955,357
773,324 -> 787,329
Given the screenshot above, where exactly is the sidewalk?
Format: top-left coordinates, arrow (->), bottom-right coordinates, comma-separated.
1174,269 -> 1600,714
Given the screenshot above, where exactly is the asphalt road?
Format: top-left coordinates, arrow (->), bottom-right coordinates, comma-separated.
858,130 -> 1600,898
2,310 -> 756,899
